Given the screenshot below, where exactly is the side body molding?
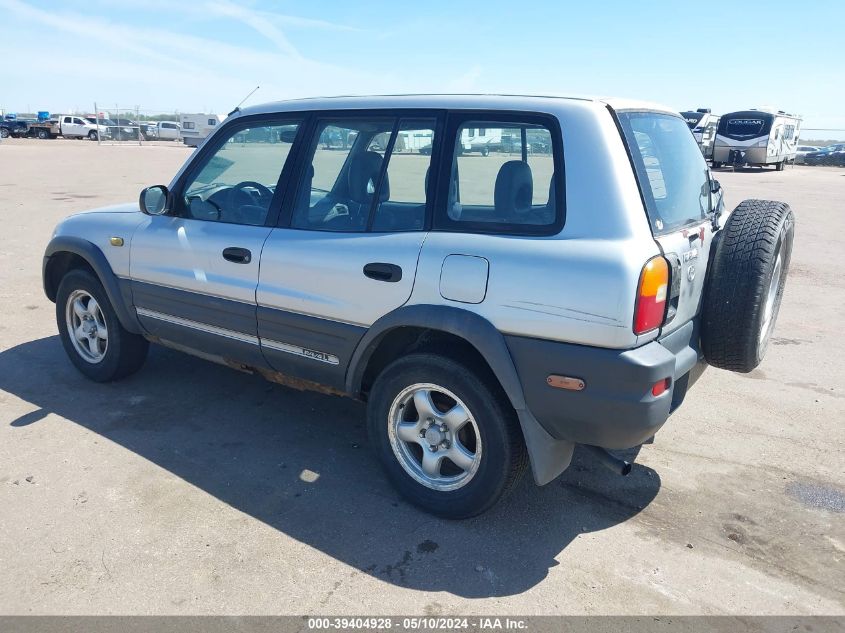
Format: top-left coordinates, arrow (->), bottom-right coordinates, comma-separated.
346,304 -> 574,485
43,235 -> 142,334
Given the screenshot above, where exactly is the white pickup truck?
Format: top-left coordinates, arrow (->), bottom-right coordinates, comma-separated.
141,121 -> 181,141
29,115 -> 111,140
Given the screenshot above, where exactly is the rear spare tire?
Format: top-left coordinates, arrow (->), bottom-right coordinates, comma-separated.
701,199 -> 794,372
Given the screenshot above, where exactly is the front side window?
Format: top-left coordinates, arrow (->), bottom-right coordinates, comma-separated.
617,112 -> 710,235
291,117 -> 436,233
443,119 -> 558,232
181,121 -> 300,226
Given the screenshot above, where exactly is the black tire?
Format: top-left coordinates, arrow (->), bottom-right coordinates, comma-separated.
701,199 -> 794,372
712,161 -> 722,168
367,353 -> 527,519
776,160 -> 785,171
56,269 -> 149,382
37,129 -> 49,139
0,128 -> 9,139
88,131 -> 98,141
481,146 -> 490,157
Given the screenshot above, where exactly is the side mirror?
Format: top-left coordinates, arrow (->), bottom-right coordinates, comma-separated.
710,179 -> 721,194
139,185 -> 169,215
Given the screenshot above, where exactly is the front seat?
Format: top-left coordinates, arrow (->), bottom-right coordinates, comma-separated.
494,160 -> 533,222
324,150 -> 390,230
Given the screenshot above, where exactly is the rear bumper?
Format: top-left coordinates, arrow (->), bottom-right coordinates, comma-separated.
506,319 -> 705,449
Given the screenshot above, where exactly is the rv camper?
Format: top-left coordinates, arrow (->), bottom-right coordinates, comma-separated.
180,113 -> 225,148
713,109 -> 801,170
681,108 -> 720,160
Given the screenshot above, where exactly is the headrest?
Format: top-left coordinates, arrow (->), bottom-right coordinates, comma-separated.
494,160 -> 533,216
348,150 -> 389,204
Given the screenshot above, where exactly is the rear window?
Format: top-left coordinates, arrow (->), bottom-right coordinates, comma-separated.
617,112 -> 710,235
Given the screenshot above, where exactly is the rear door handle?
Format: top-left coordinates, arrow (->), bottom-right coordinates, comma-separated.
363,262 -> 402,283
222,247 -> 252,264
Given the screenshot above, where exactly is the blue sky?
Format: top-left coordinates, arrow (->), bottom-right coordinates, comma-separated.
2,0 -> 843,139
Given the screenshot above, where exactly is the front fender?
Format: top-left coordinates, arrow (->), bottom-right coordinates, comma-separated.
346,304 -> 574,485
43,235 -> 141,334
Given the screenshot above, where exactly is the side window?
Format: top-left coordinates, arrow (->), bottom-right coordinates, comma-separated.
181,120 -> 300,226
291,119 -> 394,232
183,121 -> 195,130
73,117 -> 84,125
64,117 -> 72,124
444,120 -> 559,231
208,119 -> 217,126
371,119 -> 435,232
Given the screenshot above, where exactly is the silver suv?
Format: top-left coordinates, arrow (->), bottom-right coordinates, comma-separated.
43,95 -> 794,518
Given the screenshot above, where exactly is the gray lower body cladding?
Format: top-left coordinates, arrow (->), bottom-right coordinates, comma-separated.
505,319 -> 705,449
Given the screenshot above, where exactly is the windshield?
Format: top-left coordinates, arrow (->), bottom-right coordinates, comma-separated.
718,112 -> 773,140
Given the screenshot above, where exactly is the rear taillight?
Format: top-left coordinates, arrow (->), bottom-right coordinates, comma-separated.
634,256 -> 669,335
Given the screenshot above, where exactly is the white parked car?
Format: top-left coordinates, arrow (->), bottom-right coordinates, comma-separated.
42,95 -> 794,517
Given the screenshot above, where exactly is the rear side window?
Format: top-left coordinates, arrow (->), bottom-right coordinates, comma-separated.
617,112 -> 710,235
437,117 -> 561,234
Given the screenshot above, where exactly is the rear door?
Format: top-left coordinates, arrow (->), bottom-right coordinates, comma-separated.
256,112 -> 442,387
614,111 -> 717,335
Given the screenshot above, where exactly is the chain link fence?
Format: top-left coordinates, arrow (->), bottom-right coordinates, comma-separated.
90,104 -> 184,145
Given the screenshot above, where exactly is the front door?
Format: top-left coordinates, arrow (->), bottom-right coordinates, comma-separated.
256,114 -> 441,387
130,117 -> 303,366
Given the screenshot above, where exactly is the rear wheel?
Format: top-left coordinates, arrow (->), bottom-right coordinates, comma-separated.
56,270 -> 148,381
702,199 -> 794,372
367,353 -> 527,518
776,160 -> 785,171
37,129 -> 49,139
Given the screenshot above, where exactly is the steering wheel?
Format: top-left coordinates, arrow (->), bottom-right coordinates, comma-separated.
227,181 -> 274,209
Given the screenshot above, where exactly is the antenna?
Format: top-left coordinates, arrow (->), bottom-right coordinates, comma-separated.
229,86 -> 260,117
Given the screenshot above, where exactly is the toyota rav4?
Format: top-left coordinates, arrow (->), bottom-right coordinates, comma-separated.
43,95 -> 794,518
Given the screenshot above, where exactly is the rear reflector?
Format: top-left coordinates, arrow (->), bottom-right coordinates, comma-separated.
546,375 -> 586,391
652,378 -> 670,397
634,256 -> 669,334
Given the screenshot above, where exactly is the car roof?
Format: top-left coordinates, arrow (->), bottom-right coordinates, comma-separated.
239,94 -> 678,117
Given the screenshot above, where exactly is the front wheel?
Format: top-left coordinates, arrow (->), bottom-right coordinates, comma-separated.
88,131 -> 98,141
0,128 -> 9,139
56,270 -> 148,381
367,353 -> 527,518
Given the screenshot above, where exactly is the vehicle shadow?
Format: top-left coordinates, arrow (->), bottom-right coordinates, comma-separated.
0,337 -> 661,598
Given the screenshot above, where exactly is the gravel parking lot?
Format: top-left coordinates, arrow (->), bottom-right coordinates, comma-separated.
0,139 -> 842,615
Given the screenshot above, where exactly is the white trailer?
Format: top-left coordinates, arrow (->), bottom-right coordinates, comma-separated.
180,113 -> 224,147
713,108 -> 802,170
680,108 -> 720,160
